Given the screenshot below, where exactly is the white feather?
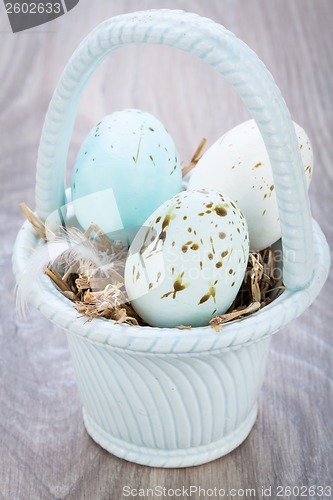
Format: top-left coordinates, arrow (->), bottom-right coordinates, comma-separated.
15,228 -> 116,317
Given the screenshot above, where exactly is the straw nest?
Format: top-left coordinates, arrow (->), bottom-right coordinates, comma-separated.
19,140 -> 284,330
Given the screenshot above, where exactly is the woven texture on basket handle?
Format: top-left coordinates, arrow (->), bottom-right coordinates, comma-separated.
35,9 -> 313,291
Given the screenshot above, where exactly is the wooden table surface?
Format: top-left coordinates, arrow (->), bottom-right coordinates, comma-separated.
1,1 -> 332,499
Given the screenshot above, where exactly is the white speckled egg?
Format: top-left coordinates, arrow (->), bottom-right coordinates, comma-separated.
188,119 -> 313,251
124,189 -> 249,328
71,109 -> 182,243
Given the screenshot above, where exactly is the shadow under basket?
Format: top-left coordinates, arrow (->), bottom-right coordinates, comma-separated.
12,10 -> 330,468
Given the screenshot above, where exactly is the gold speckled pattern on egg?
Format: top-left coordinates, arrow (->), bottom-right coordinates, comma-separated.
124,189 -> 249,328
188,119 -> 313,251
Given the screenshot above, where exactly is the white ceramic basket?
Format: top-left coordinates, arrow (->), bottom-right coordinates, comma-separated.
13,10 -> 330,468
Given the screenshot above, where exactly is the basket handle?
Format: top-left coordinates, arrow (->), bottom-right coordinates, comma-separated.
35,9 -> 313,291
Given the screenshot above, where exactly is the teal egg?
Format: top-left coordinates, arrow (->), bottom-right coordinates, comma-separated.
71,109 -> 182,244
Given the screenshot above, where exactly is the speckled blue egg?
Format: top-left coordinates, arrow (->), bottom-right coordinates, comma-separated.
71,109 -> 182,243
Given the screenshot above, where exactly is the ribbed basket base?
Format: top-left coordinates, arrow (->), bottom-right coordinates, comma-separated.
83,403 -> 258,468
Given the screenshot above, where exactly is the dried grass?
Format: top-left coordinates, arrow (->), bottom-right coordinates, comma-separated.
52,233 -> 141,326
19,141 -> 284,329
210,247 -> 284,325
182,138 -> 207,176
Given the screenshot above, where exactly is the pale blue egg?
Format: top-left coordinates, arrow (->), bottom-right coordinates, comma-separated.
71,109 -> 182,244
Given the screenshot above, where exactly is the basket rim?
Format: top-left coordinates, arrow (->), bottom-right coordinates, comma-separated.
12,217 -> 330,354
